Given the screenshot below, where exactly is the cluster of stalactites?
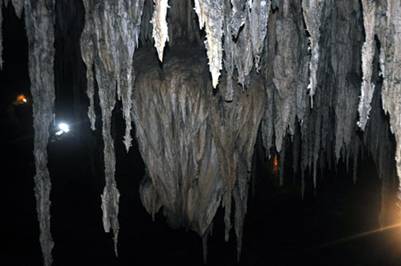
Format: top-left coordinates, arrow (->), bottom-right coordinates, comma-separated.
77,0 -> 273,257
1,0 -> 400,265
133,51 -> 266,261
357,0 -> 401,195
149,0 -> 271,94
261,0 -> 384,198
79,0 -> 146,256
195,0 -> 272,94
259,0 -> 400,206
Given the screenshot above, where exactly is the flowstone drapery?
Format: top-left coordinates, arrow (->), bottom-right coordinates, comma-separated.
133,49 -> 265,259
1,0 -> 401,265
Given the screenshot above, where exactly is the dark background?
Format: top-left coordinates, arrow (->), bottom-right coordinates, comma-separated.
2,2 -> 401,266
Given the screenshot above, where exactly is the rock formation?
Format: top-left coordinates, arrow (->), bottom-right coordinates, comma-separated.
1,0 -> 400,265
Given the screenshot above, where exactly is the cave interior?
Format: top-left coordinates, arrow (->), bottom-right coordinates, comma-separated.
2,0 -> 401,265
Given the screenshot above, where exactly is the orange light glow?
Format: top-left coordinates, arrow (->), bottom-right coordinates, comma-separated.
15,94 -> 28,105
273,154 -> 279,176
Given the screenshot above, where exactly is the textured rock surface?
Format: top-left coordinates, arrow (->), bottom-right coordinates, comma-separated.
24,1 -> 56,266
302,0 -> 324,107
262,0 -> 366,194
194,0 -> 224,88
151,0 -> 169,61
80,0 -> 146,255
376,0 -> 401,196
261,0 -> 309,154
2,0 -> 400,264
11,0 -> 23,17
133,48 -> 265,259
192,0 -> 271,90
358,0 -> 377,130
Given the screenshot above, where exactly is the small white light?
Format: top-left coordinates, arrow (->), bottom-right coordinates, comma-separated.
56,122 -> 70,136
58,122 -> 70,133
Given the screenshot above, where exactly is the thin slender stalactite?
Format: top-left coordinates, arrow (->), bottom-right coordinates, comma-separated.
24,1 -> 56,265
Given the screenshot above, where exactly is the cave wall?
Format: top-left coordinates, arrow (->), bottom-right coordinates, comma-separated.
1,0 -> 401,265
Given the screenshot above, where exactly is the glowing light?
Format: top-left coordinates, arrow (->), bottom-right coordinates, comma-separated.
273,154 -> 279,176
15,94 -> 28,105
55,122 -> 70,136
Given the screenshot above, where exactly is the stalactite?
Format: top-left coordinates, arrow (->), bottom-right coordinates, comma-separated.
96,63 -> 120,255
261,0 -> 365,194
80,0 -> 96,131
358,0 -> 377,130
332,0 -> 363,162
11,0 -> 23,18
222,0 -> 234,102
229,0 -> 271,87
232,14 -> 254,87
377,0 -> 401,196
166,0 -> 200,46
133,48 -> 265,260
360,33 -> 398,226
80,0 -> 146,255
24,1 -> 55,265
118,0 -> 145,152
194,0 -> 224,88
161,0 -> 272,92
302,0 -> 324,107
261,0 -> 309,154
250,0 -> 271,71
151,0 -> 169,62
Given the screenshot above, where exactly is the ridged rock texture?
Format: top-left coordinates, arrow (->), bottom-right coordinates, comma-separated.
133,48 -> 265,260
79,0 -> 146,255
24,1 -> 56,266
1,0 -> 401,265
302,0 -> 324,107
376,0 -> 401,195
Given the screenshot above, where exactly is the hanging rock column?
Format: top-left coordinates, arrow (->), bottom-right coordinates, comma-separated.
133,49 -> 265,260
80,0 -> 146,255
24,0 -> 56,265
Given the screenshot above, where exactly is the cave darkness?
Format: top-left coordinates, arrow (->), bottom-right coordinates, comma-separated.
2,0 -> 401,266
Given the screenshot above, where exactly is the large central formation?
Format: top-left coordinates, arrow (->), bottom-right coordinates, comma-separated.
133,49 -> 265,260
1,0 -> 400,265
